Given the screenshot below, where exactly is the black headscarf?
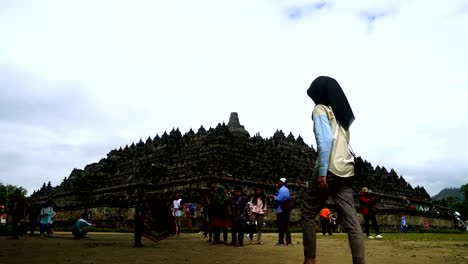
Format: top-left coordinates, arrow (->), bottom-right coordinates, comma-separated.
307,76 -> 355,130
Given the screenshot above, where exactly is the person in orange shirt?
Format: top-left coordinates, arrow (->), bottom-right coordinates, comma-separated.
320,206 -> 332,236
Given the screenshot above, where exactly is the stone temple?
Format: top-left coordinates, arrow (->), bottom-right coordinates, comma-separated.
30,113 -> 452,229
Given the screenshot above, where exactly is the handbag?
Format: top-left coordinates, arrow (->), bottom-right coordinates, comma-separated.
340,127 -> 368,183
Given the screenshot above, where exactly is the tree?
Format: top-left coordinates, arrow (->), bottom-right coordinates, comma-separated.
0,183 -> 27,205
459,183 -> 468,219
446,183 -> 468,219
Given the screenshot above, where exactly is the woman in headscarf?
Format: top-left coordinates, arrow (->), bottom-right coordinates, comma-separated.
301,76 -> 365,264
209,185 -> 231,245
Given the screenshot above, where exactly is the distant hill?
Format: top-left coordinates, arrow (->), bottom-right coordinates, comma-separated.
432,187 -> 464,201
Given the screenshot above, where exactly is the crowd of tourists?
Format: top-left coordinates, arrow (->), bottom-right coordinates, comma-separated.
170,177 -> 294,247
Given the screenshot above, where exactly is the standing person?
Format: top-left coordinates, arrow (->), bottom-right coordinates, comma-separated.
302,76 -> 365,264
28,202 -> 41,236
39,200 -> 55,237
72,213 -> 92,239
400,216 -> 408,233
203,186 -> 215,242
185,203 -> 193,233
224,185 -> 232,242
9,189 -> 27,239
248,187 -> 267,245
272,178 -> 292,246
229,186 -> 246,246
358,187 -> 382,239
320,206 -> 332,236
172,193 -> 183,236
209,185 -> 231,245
423,219 -> 430,229
134,190 -> 150,247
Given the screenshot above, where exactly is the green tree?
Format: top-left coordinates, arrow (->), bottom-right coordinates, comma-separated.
0,183 -> 27,205
459,183 -> 468,219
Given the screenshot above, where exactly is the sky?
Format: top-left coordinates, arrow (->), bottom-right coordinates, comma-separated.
0,0 -> 467,196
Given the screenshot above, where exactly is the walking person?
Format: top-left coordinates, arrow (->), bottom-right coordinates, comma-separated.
272,178 -> 292,246
39,200 -> 55,237
358,187 -> 382,239
302,76 -> 365,264
248,187 -> 267,245
172,193 -> 183,236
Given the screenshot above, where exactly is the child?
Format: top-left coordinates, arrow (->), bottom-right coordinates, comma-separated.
229,186 -> 246,246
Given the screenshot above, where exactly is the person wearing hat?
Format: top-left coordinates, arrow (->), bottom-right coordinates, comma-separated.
358,187 -> 382,239
271,177 -> 292,246
302,76 -> 365,264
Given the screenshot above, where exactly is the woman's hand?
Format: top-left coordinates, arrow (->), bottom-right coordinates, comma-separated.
318,176 -> 328,189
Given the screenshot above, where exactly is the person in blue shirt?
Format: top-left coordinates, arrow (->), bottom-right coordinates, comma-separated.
72,213 -> 92,239
401,216 -> 408,233
272,178 -> 292,246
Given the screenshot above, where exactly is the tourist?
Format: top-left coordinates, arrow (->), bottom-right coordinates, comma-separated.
203,186 -> 216,243
185,203 -> 194,232
401,216 -> 408,233
39,199 -> 55,237
330,212 -> 340,233
320,206 -> 332,236
423,219 -> 430,229
209,185 -> 230,245
223,185 -> 232,242
172,193 -> 183,236
359,187 -> 383,239
248,187 -> 267,245
134,190 -> 150,247
302,76 -> 365,264
401,196 -> 411,207
225,185 -> 233,197
28,202 -> 41,236
72,213 -> 92,239
229,186 -> 246,246
9,189 -> 27,239
272,177 -> 292,246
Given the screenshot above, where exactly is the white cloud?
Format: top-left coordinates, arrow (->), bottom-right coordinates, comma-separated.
0,0 -> 467,196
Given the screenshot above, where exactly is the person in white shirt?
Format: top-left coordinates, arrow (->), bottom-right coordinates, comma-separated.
172,193 -> 183,236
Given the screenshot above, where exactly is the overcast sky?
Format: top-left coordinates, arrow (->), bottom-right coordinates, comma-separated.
1,0 -> 467,196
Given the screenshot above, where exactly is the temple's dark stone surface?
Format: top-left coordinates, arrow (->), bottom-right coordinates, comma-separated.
30,113 -> 451,229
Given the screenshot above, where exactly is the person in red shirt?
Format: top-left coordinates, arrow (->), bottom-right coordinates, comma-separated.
358,187 -> 382,239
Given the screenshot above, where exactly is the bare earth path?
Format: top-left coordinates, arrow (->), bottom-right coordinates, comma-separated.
1,232 -> 467,264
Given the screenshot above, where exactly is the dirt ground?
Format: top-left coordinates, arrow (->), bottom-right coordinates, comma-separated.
1,232 -> 467,264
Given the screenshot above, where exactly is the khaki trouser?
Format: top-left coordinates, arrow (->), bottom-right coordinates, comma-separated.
301,172 -> 365,264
